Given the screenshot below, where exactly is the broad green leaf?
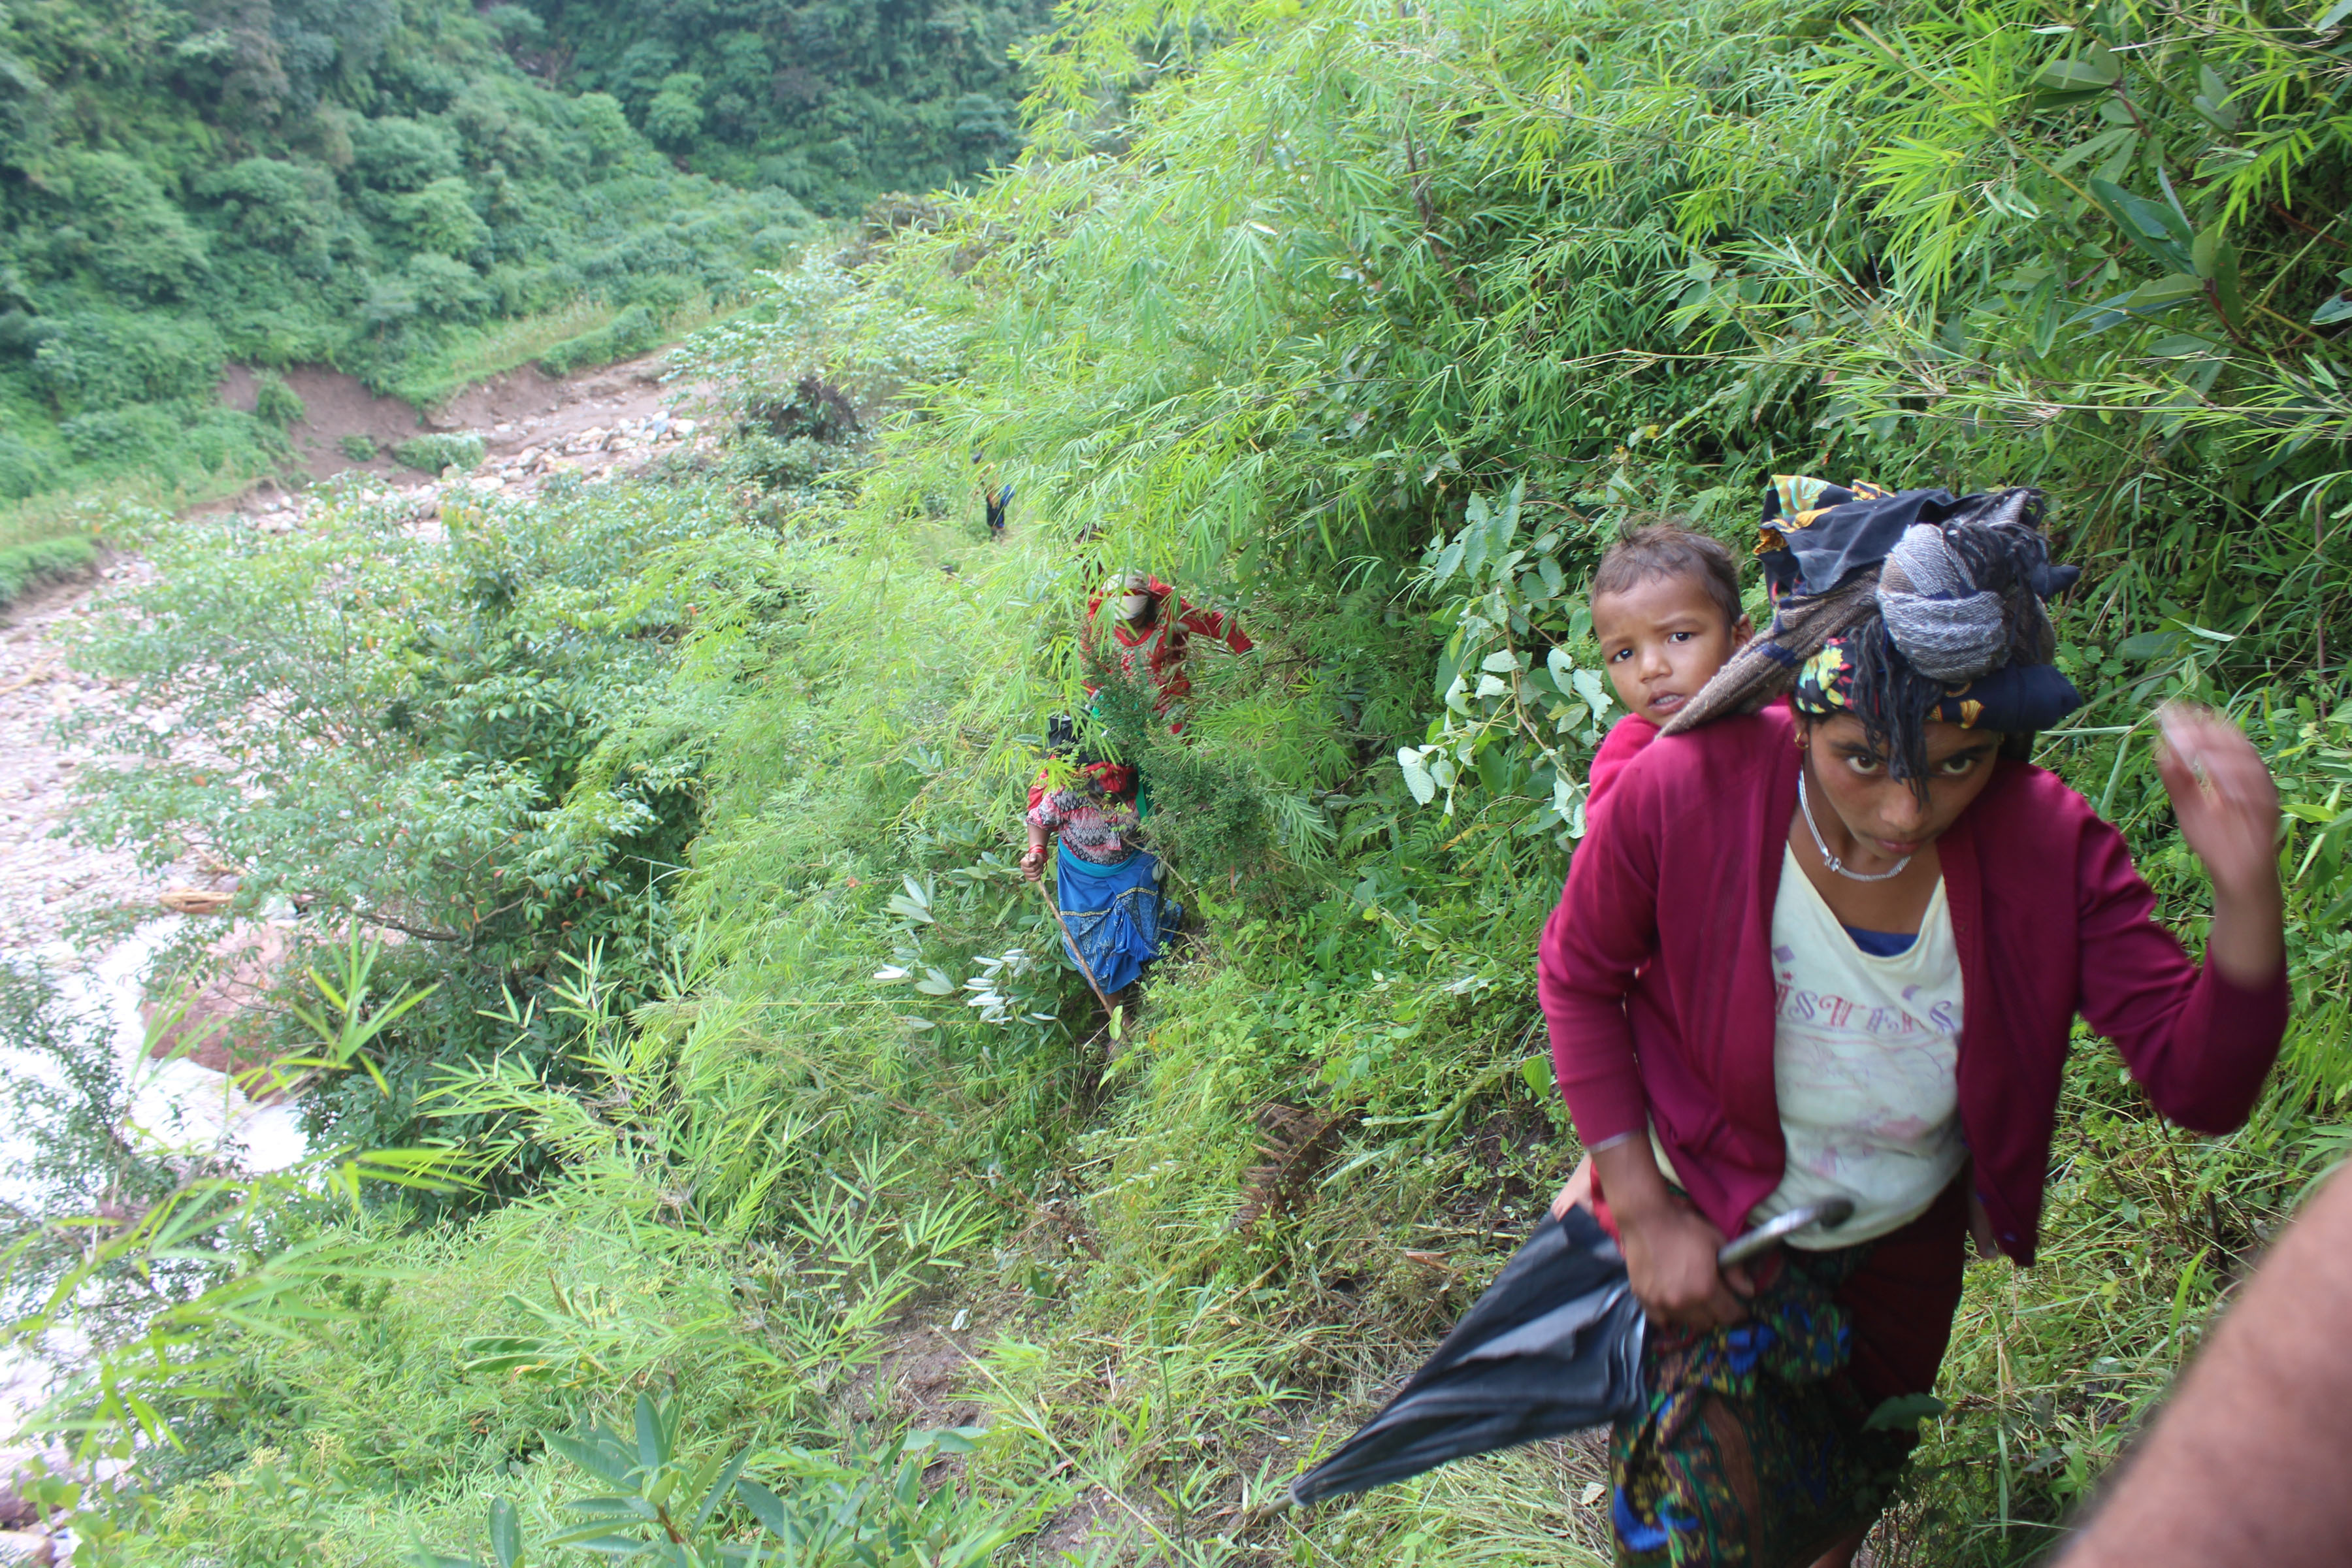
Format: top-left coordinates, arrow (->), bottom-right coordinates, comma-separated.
2068,273 -> 2202,333
402,1549 -> 478,1568
2193,64 -> 2239,129
690,1450 -> 751,1535
909,1425 -> 986,1454
736,1477 -> 791,1537
1480,649 -> 1520,673
2191,225 -> 2224,280
2031,276 -> 2064,357
1397,747 -> 1437,805
2131,273 -> 2205,307
2314,295 -> 2352,326
546,1432 -> 638,1489
2031,48 -> 2119,107
2087,178 -> 2194,272
489,1499 -> 522,1568
2210,242 -> 2244,332
633,1394 -> 664,1474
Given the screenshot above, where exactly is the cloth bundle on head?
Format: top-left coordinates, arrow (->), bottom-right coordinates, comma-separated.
1661,478 -> 2084,742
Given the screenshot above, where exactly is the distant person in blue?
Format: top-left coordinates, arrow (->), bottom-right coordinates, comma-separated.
974,453 -> 1012,537
1019,738 -> 1177,996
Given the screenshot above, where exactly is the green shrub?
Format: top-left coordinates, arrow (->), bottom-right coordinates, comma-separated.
253,373 -> 306,428
57,405 -> 182,467
197,156 -> 337,261
0,534 -> 97,602
54,152 -> 210,301
0,435 -> 56,500
391,176 -> 493,260
29,314 -> 225,414
340,434 -> 380,463
536,304 -> 659,375
392,433 -> 486,473
347,116 -> 465,193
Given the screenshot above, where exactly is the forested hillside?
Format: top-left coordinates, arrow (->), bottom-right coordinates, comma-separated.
0,0 -> 819,512
521,0 -> 1056,213
8,0 -> 2352,1565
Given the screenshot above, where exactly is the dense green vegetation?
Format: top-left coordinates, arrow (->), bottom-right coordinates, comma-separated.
521,0 -> 1055,215
10,0 -> 2352,1563
0,0 -> 816,521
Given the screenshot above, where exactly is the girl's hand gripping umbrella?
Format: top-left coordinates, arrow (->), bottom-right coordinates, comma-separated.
1280,1198 -> 1854,1510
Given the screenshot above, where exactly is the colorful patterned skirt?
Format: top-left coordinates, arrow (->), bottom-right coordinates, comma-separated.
1607,1183 -> 1967,1567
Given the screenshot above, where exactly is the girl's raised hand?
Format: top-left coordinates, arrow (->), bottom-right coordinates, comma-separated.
2156,706 -> 2281,901
2155,704 -> 2283,988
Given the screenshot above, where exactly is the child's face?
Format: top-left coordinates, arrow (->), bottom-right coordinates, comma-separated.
1591,573 -> 1751,725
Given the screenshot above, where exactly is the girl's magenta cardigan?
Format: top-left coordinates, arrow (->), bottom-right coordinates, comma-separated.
1537,705 -> 2288,1264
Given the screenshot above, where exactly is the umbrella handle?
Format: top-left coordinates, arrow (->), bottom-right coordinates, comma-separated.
1716,1197 -> 1855,1270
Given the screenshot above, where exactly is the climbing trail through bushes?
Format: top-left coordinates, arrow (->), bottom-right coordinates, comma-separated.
5,1 -> 2352,1564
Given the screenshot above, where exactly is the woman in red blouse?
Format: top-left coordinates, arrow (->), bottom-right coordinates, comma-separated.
1082,572 -> 1253,732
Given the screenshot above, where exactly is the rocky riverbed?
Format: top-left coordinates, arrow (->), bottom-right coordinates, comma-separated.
0,354 -> 718,1556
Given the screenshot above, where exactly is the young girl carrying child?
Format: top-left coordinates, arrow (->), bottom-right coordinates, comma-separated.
1541,480 -> 2285,1567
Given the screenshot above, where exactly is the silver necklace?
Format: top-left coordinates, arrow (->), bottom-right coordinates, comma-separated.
1798,768 -> 1913,883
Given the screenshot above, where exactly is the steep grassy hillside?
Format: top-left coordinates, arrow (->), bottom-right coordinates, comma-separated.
12,0 -> 2352,1564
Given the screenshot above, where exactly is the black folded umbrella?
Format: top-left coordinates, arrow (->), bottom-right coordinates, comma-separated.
1285,1198 -> 1851,1509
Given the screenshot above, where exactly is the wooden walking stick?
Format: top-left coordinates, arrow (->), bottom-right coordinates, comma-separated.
1032,859 -> 1118,1019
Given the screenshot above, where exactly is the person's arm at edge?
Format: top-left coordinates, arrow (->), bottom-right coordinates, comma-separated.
2058,1166 -> 2352,1568
1536,781 -> 1654,1147
1166,588 -> 1252,655
1021,781 -> 1055,881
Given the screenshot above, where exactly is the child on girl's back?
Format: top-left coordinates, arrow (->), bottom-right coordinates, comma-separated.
1554,521 -> 1752,1216
1584,521 -> 1754,803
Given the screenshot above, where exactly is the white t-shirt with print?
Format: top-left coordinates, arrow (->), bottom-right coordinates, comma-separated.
1750,843 -> 1967,1248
